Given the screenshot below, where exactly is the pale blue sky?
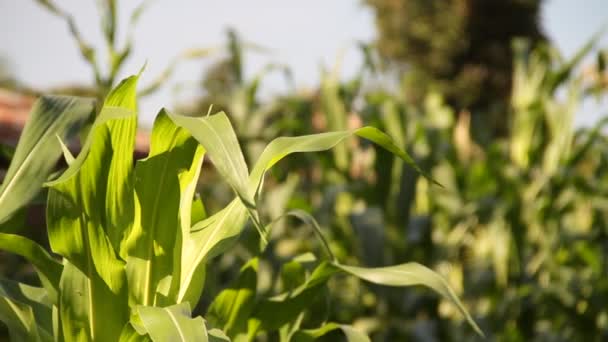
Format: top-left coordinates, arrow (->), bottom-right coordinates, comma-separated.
1,0 -> 606,126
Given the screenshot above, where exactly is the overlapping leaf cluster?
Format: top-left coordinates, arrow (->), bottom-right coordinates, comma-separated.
0,73 -> 482,341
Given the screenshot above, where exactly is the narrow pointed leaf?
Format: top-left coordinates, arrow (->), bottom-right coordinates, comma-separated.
334,262 -> 483,336
249,127 -> 437,196
0,95 -> 93,225
168,111 -> 251,203
46,76 -> 139,340
46,75 -> 138,294
56,134 -> 75,165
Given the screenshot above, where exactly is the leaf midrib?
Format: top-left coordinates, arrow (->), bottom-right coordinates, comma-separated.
142,130 -> 180,306
178,200 -> 240,302
199,118 -> 248,197
164,307 -> 187,341
0,103 -> 69,208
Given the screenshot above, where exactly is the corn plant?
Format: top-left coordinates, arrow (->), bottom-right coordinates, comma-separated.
268,33 -> 608,340
357,37 -> 608,340
0,74 -> 482,341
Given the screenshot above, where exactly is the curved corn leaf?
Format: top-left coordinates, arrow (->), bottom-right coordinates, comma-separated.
167,111 -> 266,244
178,198 -> 248,303
0,233 -> 62,302
0,95 -> 93,226
166,145 -> 207,306
258,207 -> 483,337
292,323 -> 370,342
46,75 -> 138,293
134,302 -> 207,342
167,111 -> 251,203
124,110 -> 203,307
334,263 -> 484,336
249,126 -> 437,193
0,278 -> 53,342
172,111 -> 436,302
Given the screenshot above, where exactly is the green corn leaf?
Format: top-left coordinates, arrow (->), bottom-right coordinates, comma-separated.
56,134 -> 75,165
46,76 -> 139,341
334,262 -> 484,336
102,76 -> 139,249
46,75 -> 138,293
0,95 -> 93,226
0,278 -> 54,342
167,111 -> 266,244
191,194 -> 207,223
134,302 -> 207,342
0,233 -> 62,303
174,111 -> 435,302
124,110 -> 203,307
207,258 -> 258,338
167,111 -> 251,204
58,260 -> 126,341
165,145 -> 206,306
292,323 -> 370,342
178,198 -> 248,303
249,126 -> 437,197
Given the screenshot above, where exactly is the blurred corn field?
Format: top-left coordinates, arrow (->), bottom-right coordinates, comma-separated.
2,1 -> 608,341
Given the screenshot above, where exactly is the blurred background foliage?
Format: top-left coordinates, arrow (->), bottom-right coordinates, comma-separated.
365,0 -> 546,139
2,0 -> 608,341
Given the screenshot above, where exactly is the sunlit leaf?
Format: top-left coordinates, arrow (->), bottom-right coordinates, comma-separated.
124,110 -> 203,307
135,302 -> 207,342
46,75 -> 139,340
